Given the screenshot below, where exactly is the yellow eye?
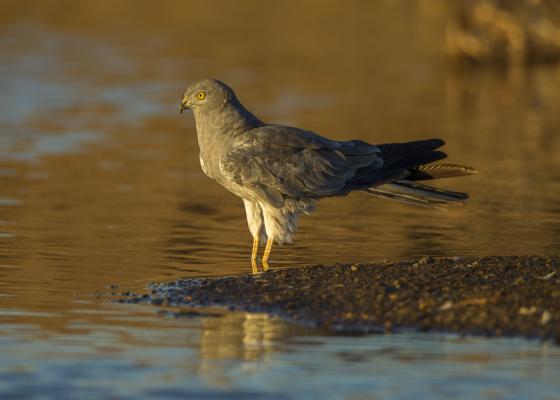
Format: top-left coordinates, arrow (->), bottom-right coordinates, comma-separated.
197,91 -> 206,100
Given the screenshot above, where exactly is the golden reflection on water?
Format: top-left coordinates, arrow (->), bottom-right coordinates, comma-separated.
1,2 -> 560,392
198,312 -> 290,386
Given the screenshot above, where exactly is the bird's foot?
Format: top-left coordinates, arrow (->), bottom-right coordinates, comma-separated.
261,238 -> 273,272
262,259 -> 270,272
251,258 -> 259,274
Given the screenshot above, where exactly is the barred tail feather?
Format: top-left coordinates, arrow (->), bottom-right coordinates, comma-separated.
409,163 -> 477,181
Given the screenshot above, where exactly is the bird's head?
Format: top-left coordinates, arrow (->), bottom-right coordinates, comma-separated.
179,79 -> 235,114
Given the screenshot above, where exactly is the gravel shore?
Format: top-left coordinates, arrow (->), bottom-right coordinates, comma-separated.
120,255 -> 560,343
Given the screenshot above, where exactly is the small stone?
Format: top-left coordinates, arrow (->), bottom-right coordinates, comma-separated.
440,301 -> 453,311
350,265 -> 358,272
417,256 -> 435,266
541,311 -> 552,325
468,260 -> 480,267
518,306 -> 538,316
541,271 -> 556,280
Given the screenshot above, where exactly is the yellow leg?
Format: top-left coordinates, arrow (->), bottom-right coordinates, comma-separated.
251,236 -> 259,274
262,238 -> 273,271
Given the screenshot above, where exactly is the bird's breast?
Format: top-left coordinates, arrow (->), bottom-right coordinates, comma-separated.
199,154 -> 209,177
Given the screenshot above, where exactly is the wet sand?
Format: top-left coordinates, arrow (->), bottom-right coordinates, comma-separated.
120,255 -> 560,343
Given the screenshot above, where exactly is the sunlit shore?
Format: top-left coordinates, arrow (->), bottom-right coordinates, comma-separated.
121,255 -> 560,343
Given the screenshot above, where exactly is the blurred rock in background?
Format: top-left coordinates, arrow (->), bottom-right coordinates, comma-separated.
446,0 -> 560,65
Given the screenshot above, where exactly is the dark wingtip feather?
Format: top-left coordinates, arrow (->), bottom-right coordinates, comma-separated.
431,138 -> 446,147
376,139 -> 448,171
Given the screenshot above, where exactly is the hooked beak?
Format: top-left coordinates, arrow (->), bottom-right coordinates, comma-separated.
179,96 -> 190,114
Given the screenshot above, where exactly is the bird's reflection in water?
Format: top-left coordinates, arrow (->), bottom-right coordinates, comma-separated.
196,312 -> 294,384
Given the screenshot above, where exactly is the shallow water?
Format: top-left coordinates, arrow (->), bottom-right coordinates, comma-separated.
2,1 -> 560,398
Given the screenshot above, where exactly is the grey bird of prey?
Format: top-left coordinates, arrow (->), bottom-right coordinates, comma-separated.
179,79 -> 476,273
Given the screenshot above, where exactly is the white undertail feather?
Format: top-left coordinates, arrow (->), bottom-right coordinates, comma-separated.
243,200 -> 265,242
244,198 -> 315,245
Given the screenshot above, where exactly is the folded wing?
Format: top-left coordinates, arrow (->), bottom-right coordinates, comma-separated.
219,125 -> 383,207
